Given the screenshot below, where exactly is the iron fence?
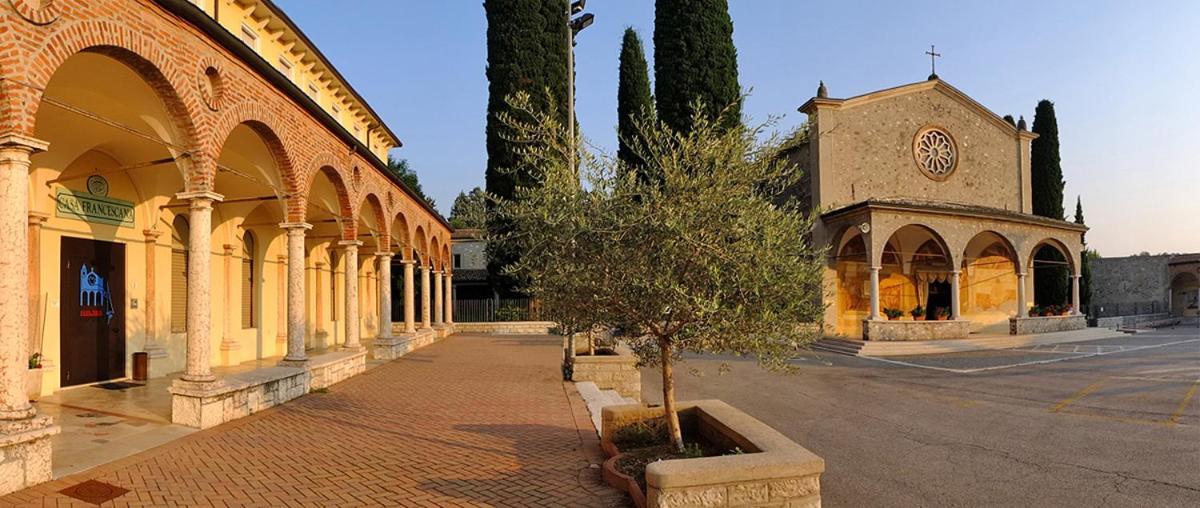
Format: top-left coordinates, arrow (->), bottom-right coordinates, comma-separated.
454,298 -> 537,322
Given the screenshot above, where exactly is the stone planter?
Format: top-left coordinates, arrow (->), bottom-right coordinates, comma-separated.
571,345 -> 641,401
26,368 -> 44,402
601,400 -> 824,508
862,319 -> 970,341
1009,315 -> 1087,335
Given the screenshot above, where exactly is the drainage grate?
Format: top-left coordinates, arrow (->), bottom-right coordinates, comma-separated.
59,479 -> 129,505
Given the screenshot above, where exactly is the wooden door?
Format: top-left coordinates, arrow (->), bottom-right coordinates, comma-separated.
60,237 -> 126,387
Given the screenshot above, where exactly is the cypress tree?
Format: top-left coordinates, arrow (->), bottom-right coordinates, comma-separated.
654,0 -> 740,134
484,0 -> 570,294
1030,100 -> 1069,305
1030,100 -> 1065,219
1076,197 -> 1092,309
617,27 -> 654,176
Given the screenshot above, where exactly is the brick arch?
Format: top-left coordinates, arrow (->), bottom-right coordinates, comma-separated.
413,225 -> 428,264
16,19 -> 202,153
304,164 -> 355,240
392,211 -> 412,258
212,103 -> 303,216
357,192 -> 389,252
430,236 -> 443,271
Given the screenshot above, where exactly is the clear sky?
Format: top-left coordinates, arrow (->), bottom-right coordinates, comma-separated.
277,1 -> 1198,257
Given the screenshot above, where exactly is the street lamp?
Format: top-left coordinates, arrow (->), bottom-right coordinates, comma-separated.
566,1 -> 593,177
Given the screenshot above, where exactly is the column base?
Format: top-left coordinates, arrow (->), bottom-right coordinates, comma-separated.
143,343 -> 169,359
219,338 -> 241,351
179,373 -> 216,383
338,344 -> 366,353
277,357 -> 310,368
0,415 -> 58,495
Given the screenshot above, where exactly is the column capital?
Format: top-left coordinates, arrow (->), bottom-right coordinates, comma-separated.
314,261 -> 327,269
28,210 -> 50,226
1017,272 -> 1027,278
143,228 -> 164,240
377,252 -> 394,260
279,221 -> 312,230
338,240 -> 363,249
869,265 -> 882,272
0,133 -> 49,153
175,190 -> 224,203
277,254 -> 288,262
399,259 -> 416,265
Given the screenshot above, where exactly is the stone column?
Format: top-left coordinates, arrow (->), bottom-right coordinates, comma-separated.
868,266 -> 881,320
378,254 -> 393,339
1071,273 -> 1082,315
275,254 -> 287,349
950,270 -> 962,320
340,240 -> 363,350
402,260 -> 416,333
280,223 -> 311,365
433,270 -> 444,326
27,212 -> 48,359
1016,272 -> 1028,318
313,261 -> 326,338
220,243 -> 239,352
420,265 -> 432,329
177,191 -> 223,383
143,229 -> 166,358
0,134 -> 47,420
444,273 -> 454,325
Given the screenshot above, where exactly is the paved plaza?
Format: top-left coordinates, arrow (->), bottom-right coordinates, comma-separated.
2,334 -> 625,507
644,326 -> 1200,507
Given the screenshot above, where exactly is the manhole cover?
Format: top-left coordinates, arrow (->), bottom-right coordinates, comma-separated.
59,479 -> 129,505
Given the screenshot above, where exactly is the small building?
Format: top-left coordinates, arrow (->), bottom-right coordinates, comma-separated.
450,228 -> 493,301
789,78 -> 1087,341
1091,253 -> 1200,317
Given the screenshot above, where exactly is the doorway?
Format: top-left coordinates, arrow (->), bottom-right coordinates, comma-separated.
60,236 -> 126,387
926,280 -> 951,318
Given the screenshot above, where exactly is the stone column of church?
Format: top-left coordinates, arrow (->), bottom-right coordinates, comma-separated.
433,270 -> 444,326
402,260 -> 416,333
275,254 -> 287,350
340,240 -> 362,350
420,265 -> 432,329
1016,272 -> 1028,318
143,229 -> 166,358
377,253 -> 393,340
0,134 -> 47,419
950,270 -> 962,320
313,261 -> 326,337
220,244 -> 239,353
281,223 -> 311,365
444,273 -> 454,325
178,190 -> 223,383
868,266 -> 881,320
1071,273 -> 1082,315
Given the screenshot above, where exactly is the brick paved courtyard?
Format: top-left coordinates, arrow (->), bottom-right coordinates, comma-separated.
1,334 -> 626,507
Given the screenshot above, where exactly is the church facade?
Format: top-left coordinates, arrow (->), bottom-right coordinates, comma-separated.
789,78 -> 1087,340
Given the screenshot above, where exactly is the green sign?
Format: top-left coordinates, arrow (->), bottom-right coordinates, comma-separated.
56,189 -> 134,227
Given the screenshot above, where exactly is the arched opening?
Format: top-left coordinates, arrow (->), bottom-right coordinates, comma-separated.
960,232 -> 1019,333
30,49 -> 194,387
1029,239 -> 1074,308
357,194 -> 386,339
1170,272 -> 1199,316
880,225 -> 952,321
305,167 -> 353,349
833,230 -> 869,336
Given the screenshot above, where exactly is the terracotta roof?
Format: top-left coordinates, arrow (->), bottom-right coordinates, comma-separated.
821,198 -> 1088,232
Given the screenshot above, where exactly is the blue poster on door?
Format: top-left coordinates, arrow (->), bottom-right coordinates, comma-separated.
79,265 -> 115,324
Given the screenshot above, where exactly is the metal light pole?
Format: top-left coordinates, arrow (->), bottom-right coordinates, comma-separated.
567,1 -> 593,177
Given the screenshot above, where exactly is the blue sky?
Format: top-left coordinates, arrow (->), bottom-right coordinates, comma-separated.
278,1 -> 1199,257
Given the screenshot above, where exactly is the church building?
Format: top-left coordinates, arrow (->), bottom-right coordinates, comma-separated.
789,77 -> 1087,341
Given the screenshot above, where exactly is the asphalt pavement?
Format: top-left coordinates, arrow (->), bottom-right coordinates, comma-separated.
641,326 -> 1200,507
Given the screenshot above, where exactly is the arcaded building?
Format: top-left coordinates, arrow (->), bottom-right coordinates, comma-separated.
1,0 -> 453,491
789,78 -> 1087,341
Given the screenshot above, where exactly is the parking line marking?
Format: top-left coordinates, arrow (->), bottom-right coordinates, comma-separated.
1168,379 -> 1200,426
854,338 -> 1200,374
1051,378 -> 1107,413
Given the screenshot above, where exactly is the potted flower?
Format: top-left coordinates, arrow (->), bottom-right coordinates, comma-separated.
27,352 -> 44,402
1060,305 -> 1072,316
910,305 -> 925,320
935,307 -> 950,321
883,308 -> 903,320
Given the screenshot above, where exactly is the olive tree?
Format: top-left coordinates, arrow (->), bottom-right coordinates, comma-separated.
494,92 -> 826,451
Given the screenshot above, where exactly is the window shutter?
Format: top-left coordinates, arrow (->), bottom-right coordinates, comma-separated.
171,249 -> 188,333
241,233 -> 256,329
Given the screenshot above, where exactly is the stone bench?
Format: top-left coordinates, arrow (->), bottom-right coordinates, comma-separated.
308,350 -> 368,390
170,366 -> 309,429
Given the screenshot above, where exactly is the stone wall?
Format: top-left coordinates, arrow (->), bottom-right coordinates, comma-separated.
453,321 -> 557,335
308,350 -> 367,390
862,319 -> 971,341
1009,315 -> 1086,335
1091,255 -> 1170,315
572,348 -> 641,401
170,367 -> 309,429
1095,313 -> 1171,329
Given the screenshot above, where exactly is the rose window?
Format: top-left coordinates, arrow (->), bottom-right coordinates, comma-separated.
913,127 -> 958,179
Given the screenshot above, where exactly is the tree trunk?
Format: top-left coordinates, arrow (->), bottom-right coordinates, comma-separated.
659,337 -> 684,452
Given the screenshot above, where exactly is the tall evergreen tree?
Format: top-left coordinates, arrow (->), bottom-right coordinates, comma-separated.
654,0 -> 740,134
1030,100 -> 1069,305
1030,100 -> 1065,219
483,0 -> 570,294
617,27 -> 654,175
1076,197 -> 1092,309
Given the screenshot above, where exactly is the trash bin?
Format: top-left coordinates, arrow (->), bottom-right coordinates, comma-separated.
132,352 -> 149,382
